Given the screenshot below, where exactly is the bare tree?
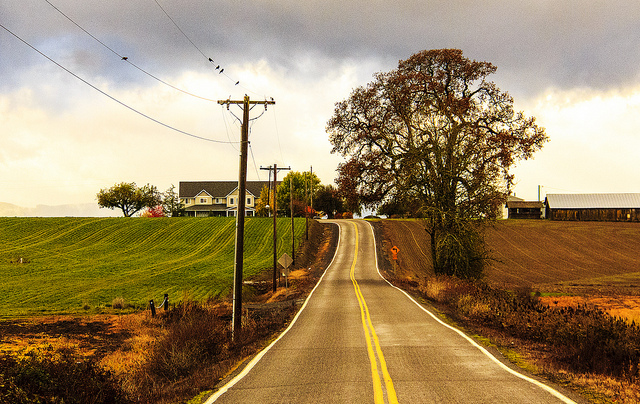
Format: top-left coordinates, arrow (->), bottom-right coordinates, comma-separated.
327,49 -> 547,278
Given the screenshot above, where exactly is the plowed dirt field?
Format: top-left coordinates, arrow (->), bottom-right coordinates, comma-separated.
377,219 -> 640,293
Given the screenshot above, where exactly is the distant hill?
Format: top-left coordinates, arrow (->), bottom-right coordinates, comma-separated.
0,202 -> 119,217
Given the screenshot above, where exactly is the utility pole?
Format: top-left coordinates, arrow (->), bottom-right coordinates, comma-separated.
290,175 -> 295,265
218,95 -> 274,340
260,165 -> 273,217
260,164 -> 290,292
305,166 -> 313,240
305,170 -> 309,240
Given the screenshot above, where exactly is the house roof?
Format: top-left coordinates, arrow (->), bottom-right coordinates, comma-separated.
179,181 -> 272,198
184,204 -> 228,211
507,201 -> 544,209
546,193 -> 640,209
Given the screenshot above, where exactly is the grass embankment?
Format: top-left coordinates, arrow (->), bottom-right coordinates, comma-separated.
0,217 -> 307,317
0,217 -> 332,403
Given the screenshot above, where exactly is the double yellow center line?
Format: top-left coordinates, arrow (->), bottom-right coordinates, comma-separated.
349,222 -> 398,404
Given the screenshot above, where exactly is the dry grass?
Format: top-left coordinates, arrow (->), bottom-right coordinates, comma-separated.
400,276 -> 640,403
541,295 -> 640,325
98,312 -> 161,380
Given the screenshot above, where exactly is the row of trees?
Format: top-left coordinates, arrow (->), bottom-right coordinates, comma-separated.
253,171 -> 348,219
96,177 -> 350,219
97,183 -> 184,217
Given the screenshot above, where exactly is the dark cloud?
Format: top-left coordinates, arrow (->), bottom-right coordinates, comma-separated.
3,0 -> 640,96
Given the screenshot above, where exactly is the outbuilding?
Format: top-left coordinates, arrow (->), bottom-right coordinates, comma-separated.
506,200 -> 544,219
545,193 -> 640,222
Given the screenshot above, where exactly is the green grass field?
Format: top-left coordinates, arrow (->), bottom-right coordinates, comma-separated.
0,217 -> 307,316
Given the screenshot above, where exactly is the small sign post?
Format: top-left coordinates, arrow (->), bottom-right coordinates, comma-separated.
390,246 -> 399,274
278,253 -> 293,288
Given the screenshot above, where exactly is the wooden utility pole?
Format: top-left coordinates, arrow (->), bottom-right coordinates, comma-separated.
260,164 -> 290,292
290,175 -> 295,266
218,95 -> 274,339
305,170 -> 309,240
305,166 -> 313,240
272,164 -> 279,292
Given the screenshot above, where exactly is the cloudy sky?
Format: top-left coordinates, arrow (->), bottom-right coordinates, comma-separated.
2,1 -> 640,213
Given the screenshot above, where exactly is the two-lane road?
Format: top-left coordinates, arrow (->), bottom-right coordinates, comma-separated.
207,220 -> 580,403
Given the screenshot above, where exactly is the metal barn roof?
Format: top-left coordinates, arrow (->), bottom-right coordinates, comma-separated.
546,193 -> 640,209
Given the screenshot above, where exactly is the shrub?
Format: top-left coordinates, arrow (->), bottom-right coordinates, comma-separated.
0,346 -> 131,404
421,276 -> 640,381
433,223 -> 485,279
143,302 -> 229,382
140,205 -> 165,218
132,300 -> 296,402
112,297 -> 125,310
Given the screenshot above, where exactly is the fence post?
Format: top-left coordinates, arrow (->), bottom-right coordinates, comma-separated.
149,299 -> 156,317
163,294 -> 169,311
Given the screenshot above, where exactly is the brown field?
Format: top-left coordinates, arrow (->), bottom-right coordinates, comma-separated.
375,219 -> 640,402
378,219 -> 640,322
484,220 -> 640,292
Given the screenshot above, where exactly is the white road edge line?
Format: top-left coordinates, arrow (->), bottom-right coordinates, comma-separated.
204,222 -> 341,403
365,220 -> 577,404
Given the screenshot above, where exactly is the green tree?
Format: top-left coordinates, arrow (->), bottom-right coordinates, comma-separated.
327,49 -> 547,278
255,184 -> 274,217
277,171 -> 320,217
97,182 -> 161,217
162,184 -> 185,217
313,184 -> 344,219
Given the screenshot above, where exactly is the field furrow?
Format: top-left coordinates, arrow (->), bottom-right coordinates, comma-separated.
0,217 -> 307,316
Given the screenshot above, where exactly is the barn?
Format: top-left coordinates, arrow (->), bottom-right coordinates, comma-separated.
545,193 -> 640,221
506,200 -> 544,219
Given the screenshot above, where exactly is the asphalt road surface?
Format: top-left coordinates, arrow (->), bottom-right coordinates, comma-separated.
207,219 -> 580,404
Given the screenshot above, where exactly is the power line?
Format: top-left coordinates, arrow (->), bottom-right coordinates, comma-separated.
152,0 -> 241,85
42,0 -> 218,102
0,22 -> 237,144
221,106 -> 240,152
249,143 -> 262,181
151,0 -> 276,99
39,1 -> 282,156
153,0 -> 208,60
271,104 -> 286,163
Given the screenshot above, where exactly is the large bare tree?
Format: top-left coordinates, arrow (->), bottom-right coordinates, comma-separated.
327,49 -> 547,278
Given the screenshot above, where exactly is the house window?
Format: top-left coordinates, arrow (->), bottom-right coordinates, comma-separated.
247,197 -> 251,205
200,198 -> 207,204
215,198 -> 220,204
230,198 -> 234,205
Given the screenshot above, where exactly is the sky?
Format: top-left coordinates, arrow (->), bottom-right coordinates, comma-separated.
2,1 -> 640,214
